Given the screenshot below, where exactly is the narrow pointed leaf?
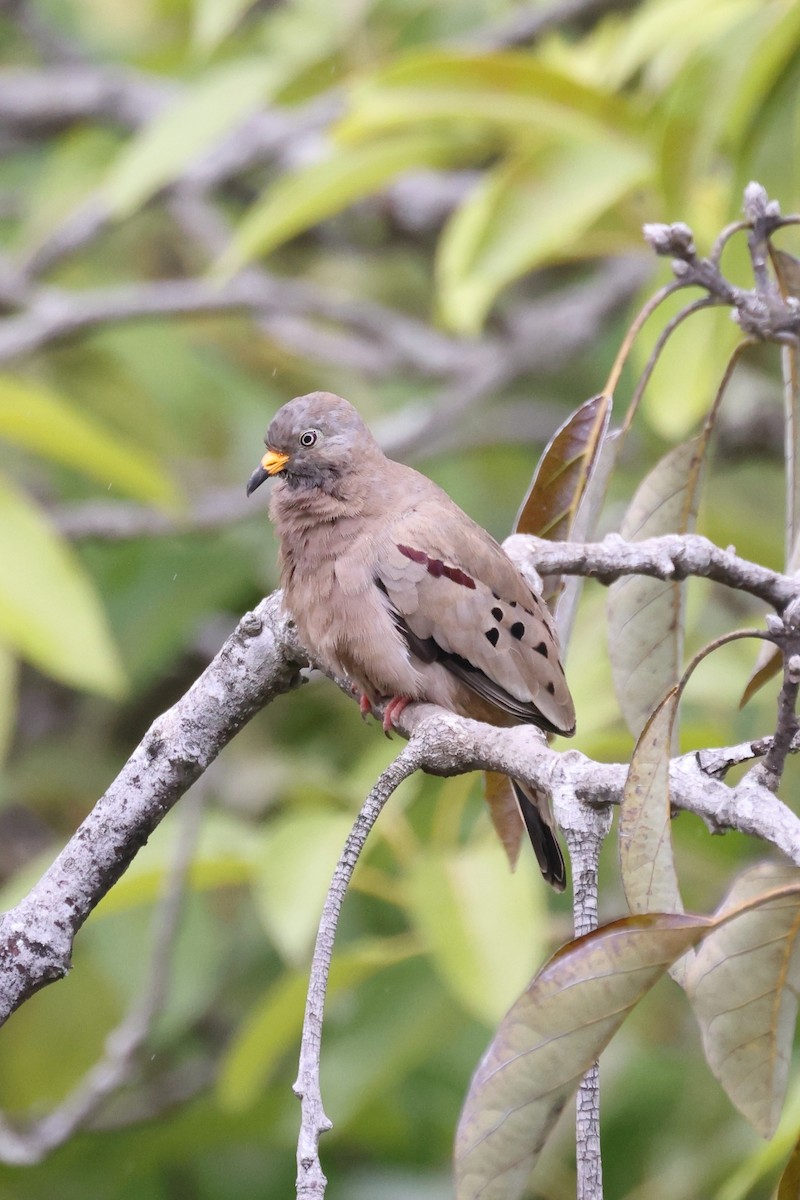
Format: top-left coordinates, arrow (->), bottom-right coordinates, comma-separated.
455,912 -> 713,1200
0,375 -> 177,506
220,130 -> 482,273
406,841 -> 546,1025
607,437 -> 708,738
104,59 -> 280,216
0,474 -> 125,695
514,392 -> 611,604
338,51 -> 637,145
619,686 -> 683,917
685,864 -> 800,1137
438,139 -> 649,334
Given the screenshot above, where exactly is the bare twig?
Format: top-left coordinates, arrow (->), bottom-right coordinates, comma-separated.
294,747 -> 421,1199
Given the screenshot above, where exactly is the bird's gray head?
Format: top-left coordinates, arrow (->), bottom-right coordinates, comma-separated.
246,392 -> 378,496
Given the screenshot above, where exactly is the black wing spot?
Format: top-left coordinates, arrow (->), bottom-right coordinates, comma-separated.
485,627 -> 500,648
535,641 -> 549,657
510,621 -> 525,640
491,606 -> 503,621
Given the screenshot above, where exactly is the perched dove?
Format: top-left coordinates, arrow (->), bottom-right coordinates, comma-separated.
247,392 -> 575,889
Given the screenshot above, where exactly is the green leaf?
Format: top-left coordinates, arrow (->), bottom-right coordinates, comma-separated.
0,473 -> 125,696
192,0 -> 260,53
405,840 -> 547,1025
0,375 -> 177,506
685,864 -> 800,1138
220,129 -> 482,273
0,642 -> 17,773
619,686 -> 683,917
437,138 -> 650,334
253,809 -> 354,964
724,1 -> 800,149
607,437 -> 708,739
218,936 -> 418,1111
339,50 -> 636,145
104,59 -> 283,216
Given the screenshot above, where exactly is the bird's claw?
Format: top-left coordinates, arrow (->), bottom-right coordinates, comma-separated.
382,696 -> 410,736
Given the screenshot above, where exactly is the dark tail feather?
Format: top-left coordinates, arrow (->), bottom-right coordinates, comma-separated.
512,780 -> 567,892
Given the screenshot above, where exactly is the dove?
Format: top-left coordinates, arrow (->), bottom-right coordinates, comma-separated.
247,392 -> 575,889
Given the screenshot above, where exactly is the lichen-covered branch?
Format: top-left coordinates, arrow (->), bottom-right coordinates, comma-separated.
0,594 -> 306,1028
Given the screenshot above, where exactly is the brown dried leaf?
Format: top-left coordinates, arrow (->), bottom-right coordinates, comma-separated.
455,912 -> 712,1200
685,864 -> 800,1138
483,772 -> 524,870
514,393 -> 611,603
607,437 -> 707,739
619,686 -> 683,917
771,247 -> 800,299
778,1128 -> 800,1200
740,641 -> 782,709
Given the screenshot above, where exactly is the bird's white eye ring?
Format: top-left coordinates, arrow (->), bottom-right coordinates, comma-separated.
299,430 -> 317,448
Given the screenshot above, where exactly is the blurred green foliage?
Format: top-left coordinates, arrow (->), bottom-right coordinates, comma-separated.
1,0 -> 800,1197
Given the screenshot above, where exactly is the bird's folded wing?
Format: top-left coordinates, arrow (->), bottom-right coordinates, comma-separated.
373,505 -> 575,736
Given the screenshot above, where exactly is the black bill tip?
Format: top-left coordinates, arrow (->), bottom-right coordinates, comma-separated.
246,464 -> 270,496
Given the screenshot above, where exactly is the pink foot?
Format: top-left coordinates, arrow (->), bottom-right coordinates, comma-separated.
382,695 -> 410,736
358,693 -> 372,721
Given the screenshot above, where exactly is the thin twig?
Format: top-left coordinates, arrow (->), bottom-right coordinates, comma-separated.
294,746 -> 421,1199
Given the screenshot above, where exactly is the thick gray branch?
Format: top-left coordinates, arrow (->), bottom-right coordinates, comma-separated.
0,594 -> 306,1028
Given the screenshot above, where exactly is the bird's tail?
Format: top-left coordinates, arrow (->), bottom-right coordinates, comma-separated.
511,779 -> 567,892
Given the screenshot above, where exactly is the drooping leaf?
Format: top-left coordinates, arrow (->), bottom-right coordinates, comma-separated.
455,912 -> 713,1200
619,686 -> 683,917
104,59 -> 282,216
437,138 -> 650,334
455,884 -> 800,1200
406,840 -> 547,1026
685,863 -> 800,1138
0,473 -> 125,696
607,437 -> 708,739
514,392 -> 612,602
482,772 -> 524,870
0,374 -> 177,506
219,129 -> 484,273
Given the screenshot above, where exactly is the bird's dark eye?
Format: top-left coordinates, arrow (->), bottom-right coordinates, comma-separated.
299,430 -> 317,448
